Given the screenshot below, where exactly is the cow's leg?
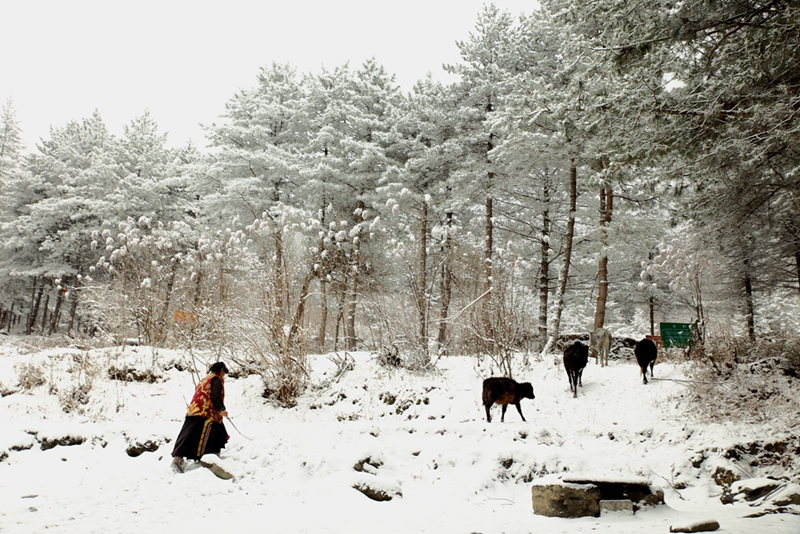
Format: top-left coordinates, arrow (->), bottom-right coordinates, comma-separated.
578,368 -> 583,387
514,402 -> 526,421
642,366 -> 648,385
500,404 -> 508,422
484,402 -> 492,423
650,361 -> 655,378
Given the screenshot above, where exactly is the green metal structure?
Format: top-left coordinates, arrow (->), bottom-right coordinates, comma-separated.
659,322 -> 697,349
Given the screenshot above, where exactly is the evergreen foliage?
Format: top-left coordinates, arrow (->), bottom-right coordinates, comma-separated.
0,3 -> 797,400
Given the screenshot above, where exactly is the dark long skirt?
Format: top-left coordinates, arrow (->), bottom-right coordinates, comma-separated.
171,416 -> 228,460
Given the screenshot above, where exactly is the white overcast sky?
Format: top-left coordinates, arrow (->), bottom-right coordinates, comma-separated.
2,0 -> 537,151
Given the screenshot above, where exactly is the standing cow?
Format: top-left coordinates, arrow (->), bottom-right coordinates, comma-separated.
482,377 -> 535,423
590,327 -> 611,367
563,341 -> 589,398
634,338 -> 658,384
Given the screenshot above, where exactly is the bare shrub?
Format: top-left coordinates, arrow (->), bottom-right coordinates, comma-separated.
463,256 -> 534,377
358,291 -> 439,373
225,270 -> 311,408
377,343 -> 403,368
682,332 -> 800,425
328,352 -> 355,382
57,351 -> 97,414
0,379 -> 16,397
58,384 -> 92,414
15,362 -> 46,390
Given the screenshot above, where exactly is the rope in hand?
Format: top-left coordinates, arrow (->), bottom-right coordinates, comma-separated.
224,415 -> 252,441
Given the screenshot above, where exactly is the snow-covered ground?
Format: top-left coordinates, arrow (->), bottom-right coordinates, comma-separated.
1,337 -> 798,533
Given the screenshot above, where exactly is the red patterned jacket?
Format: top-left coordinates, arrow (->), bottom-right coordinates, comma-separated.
186,373 -> 226,423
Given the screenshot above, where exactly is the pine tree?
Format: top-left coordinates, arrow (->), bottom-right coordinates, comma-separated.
0,97 -> 24,182
15,111 -> 117,334
544,0 -> 800,337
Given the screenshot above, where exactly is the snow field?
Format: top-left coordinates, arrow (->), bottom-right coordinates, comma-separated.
1,341 -> 798,533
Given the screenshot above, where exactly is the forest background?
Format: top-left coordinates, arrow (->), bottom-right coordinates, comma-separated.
1,1 -> 798,402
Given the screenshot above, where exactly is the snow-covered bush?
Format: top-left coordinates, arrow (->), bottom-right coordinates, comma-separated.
682,332 -> 800,425
15,362 -> 46,390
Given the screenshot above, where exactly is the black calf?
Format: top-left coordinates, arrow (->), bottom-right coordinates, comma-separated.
634,338 -> 658,384
563,341 -> 589,398
482,377 -> 535,423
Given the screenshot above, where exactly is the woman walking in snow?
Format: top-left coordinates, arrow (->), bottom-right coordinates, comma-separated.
171,362 -> 229,473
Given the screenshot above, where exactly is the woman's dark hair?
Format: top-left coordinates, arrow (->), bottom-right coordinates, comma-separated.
209,362 -> 228,375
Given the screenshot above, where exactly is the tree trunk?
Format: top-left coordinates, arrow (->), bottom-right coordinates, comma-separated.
67,285 -> 80,336
795,248 -> 800,293
273,229 -> 287,317
288,269 -> 318,344
437,211 -> 454,354
743,258 -> 756,341
318,278 -> 328,351
193,271 -> 203,307
481,123 -> 496,353
542,162 -> 577,356
154,263 -> 177,345
345,263 -> 358,351
5,302 -> 15,334
649,296 -> 655,336
484,192 -> 493,295
334,278 -> 346,352
537,176 -> 551,350
48,285 -> 65,335
40,294 -> 50,334
482,171 -> 495,353
594,185 -> 613,330
418,199 -> 429,345
345,202 -> 365,351
27,279 -> 43,335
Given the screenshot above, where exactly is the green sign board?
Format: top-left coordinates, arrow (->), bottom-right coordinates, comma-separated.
659,322 -> 697,349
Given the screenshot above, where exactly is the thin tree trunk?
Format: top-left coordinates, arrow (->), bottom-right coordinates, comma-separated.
482,173 -> 495,353
273,230 -> 286,317
288,269 -> 317,343
40,294 -> 50,334
484,192 -> 493,294
481,121 -> 496,354
345,265 -> 358,351
649,296 -> 655,336
345,202 -> 365,351
156,264 -> 177,345
318,278 -> 328,351
27,279 -> 43,335
743,258 -> 756,341
537,177 -> 551,350
48,285 -> 65,335
334,275 -> 347,352
542,162 -> 577,356
418,199 -> 429,345
437,211 -> 453,354
594,184 -> 613,330
484,101 -> 495,298
795,249 -> 800,293
67,284 -> 80,335
6,302 -> 14,334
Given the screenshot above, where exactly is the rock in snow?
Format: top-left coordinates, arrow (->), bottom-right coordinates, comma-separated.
669,519 -> 720,533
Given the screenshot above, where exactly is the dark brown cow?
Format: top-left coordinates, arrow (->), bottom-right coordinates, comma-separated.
563,341 -> 589,398
634,338 -> 658,384
482,377 -> 535,423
